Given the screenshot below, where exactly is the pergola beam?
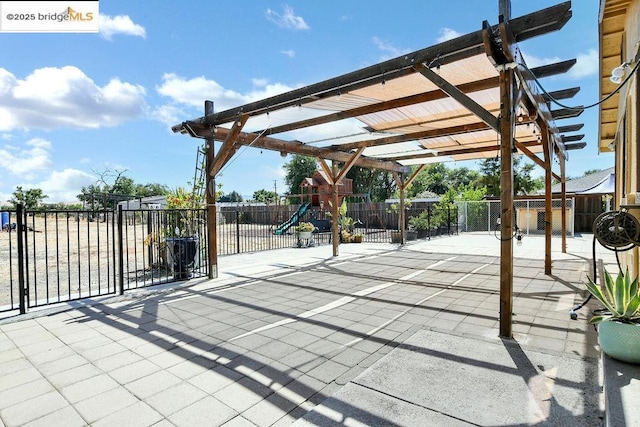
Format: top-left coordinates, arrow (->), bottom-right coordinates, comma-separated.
551,107 -> 584,120
561,134 -> 585,143
208,114 -> 249,177
412,63 -> 500,131
192,124 -> 409,174
543,87 -> 580,102
331,122 -> 492,151
557,123 -> 584,133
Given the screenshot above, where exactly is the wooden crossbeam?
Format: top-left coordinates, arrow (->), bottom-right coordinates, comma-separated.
551,107 -> 584,119
557,123 -> 584,133
561,134 -> 585,142
412,63 -> 499,131
207,125 -> 408,173
330,122 -> 492,151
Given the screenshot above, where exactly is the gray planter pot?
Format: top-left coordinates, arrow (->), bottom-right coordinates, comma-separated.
165,236 -> 199,280
598,320 -> 640,364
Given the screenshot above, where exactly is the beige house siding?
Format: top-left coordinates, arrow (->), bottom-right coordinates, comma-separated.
600,0 -> 640,275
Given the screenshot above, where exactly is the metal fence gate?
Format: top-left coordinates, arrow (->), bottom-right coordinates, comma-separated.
455,199 -> 575,236
1,205 -> 209,314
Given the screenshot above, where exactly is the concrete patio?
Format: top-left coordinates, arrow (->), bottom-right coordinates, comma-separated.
0,233 -> 616,426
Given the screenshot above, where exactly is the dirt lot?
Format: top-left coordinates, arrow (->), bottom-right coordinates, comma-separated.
0,215 -> 328,311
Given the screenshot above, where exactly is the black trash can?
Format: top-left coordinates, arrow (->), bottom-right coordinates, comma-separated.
166,236 -> 199,279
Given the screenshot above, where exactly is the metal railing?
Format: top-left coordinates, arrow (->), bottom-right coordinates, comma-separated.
1,203 -> 460,314
1,206 -> 209,313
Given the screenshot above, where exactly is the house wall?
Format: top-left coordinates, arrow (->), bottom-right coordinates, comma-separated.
609,0 -> 640,276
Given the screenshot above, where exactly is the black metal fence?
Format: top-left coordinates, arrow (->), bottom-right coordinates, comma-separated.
1,205 -> 209,314
1,203 -> 459,314
216,204 -> 459,247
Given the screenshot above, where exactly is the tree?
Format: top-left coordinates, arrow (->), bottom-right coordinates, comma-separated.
135,183 -> 170,198
583,169 -> 602,176
478,157 -> 543,196
283,155 -> 317,195
218,190 -> 243,203
345,167 -> 397,202
9,186 -> 48,210
447,167 -> 480,190
77,168 -> 171,209
252,189 -> 278,204
407,163 -> 449,197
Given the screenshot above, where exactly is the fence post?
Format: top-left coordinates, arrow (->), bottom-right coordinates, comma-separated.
16,204 -> 27,314
236,211 -> 241,254
147,211 -> 153,266
464,202 -> 468,233
118,205 -> 124,295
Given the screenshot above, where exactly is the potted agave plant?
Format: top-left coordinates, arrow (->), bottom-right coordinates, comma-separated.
585,268 -> 640,364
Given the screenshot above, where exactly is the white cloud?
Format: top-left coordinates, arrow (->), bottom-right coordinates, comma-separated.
0,137 -> 52,180
372,37 -> 411,61
521,52 -> 562,68
252,78 -> 269,87
153,104 -> 186,127
436,27 -> 463,43
99,14 -> 146,41
156,73 -> 246,109
266,5 -> 310,30
156,73 -> 295,113
0,66 -> 147,131
569,49 -> 599,79
38,169 -> 97,203
522,49 -> 598,80
281,50 -> 296,58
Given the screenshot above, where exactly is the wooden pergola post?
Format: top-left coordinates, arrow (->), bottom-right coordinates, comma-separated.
205,100 -> 218,279
331,161 -> 340,257
498,0 -> 514,339
560,154 -> 567,253
540,122 -> 553,274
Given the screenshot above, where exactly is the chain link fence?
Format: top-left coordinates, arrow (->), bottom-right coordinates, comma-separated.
455,199 -> 574,236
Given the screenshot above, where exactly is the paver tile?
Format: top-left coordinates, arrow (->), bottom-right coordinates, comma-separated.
74,387 -> 139,424
214,377 -> 273,413
0,366 -> 42,393
0,390 -> 69,426
146,381 -> 208,417
0,378 -> 54,409
188,365 -> 243,394
168,396 -> 236,427
22,406 -> 85,427
125,370 -> 182,400
46,363 -> 102,388
60,373 -> 120,403
92,401 -> 163,427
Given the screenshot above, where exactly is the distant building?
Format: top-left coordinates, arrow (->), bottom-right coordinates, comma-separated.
533,168 -> 614,232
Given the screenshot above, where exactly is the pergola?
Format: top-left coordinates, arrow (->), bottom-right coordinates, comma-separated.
172,1 -> 585,338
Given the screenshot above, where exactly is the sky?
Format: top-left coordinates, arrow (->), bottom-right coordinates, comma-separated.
0,0 -> 612,204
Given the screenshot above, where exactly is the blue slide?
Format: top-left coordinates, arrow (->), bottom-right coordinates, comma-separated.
273,203 -> 311,235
